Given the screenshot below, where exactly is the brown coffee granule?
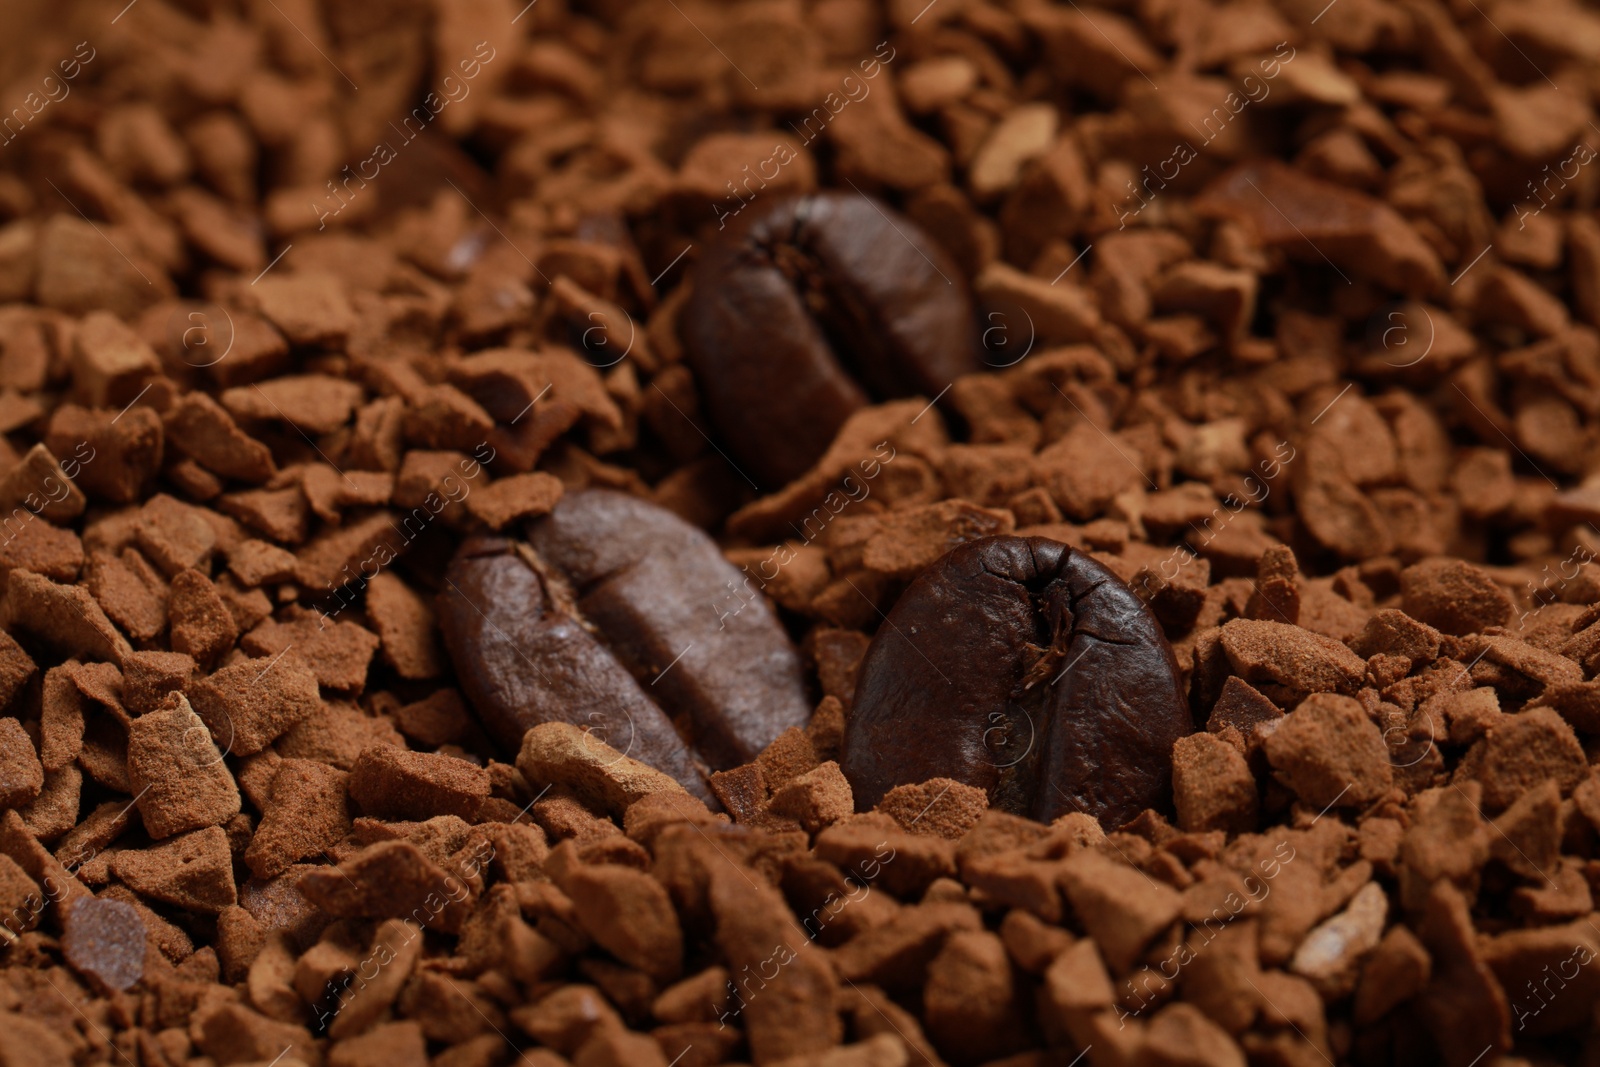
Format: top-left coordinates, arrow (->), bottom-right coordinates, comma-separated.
1263,693 -> 1394,811
226,537 -> 299,586
349,744 -> 490,823
76,715 -> 130,792
187,653 -> 321,756
1206,675 -> 1282,747
997,909 -> 1075,976
0,630 -> 36,712
1218,618 -> 1366,702
1351,607 -> 1444,663
66,659 -> 125,716
20,764 -> 81,842
535,793 -> 628,849
292,513 -> 405,591
875,778 -> 989,841
365,571 -> 445,680
167,567 -> 238,667
297,840 -> 474,933
71,311 -> 159,409
1,810 -> 94,928
126,691 -> 241,839
923,928 -> 1028,1062
391,688 -> 471,749
83,549 -> 166,642
653,965 -> 732,1025
1472,634 -> 1584,696
44,404 -> 162,504
121,649 -> 193,715
1057,848 -> 1182,974
807,629 -> 871,707
1353,925 -> 1432,1027
0,717 -> 43,810
60,897 -> 146,993
709,858 -> 841,1063
766,761 -> 854,835
831,900 -> 983,993
1172,733 -> 1259,835
195,1003 -> 319,1067
276,699 -> 405,770
242,614 -> 381,693
5,568 -> 132,664
132,493 -> 218,577
1399,558 -> 1515,637
1455,706 -> 1587,812
164,392 -> 277,485
517,721 -> 693,818
709,762 -> 768,824
816,819 -> 957,900
0,851 -> 41,937
1487,779 -> 1561,881
510,985 -> 624,1057
38,665 -> 85,772
217,576 -> 273,633
860,500 -> 1016,579
1398,784 -> 1491,916
755,726 -> 820,793
463,470 -> 565,530
222,373 -> 364,436
0,444 -> 85,524
1416,882 -> 1511,1065
555,855 -> 683,985
482,820 -> 552,886
244,759 -> 352,881
325,1020 -> 429,1067
218,485 -> 311,544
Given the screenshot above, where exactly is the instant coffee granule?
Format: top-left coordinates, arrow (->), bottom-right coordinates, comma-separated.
0,1 -> 1599,1066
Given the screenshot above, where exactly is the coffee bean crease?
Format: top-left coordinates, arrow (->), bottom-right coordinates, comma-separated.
841,535 -> 1191,828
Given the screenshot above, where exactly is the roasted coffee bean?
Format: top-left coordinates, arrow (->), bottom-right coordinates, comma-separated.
841,535 -> 1191,828
682,191 -> 981,487
439,489 -> 811,801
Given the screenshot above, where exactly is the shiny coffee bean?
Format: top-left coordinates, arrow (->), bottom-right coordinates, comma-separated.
841,535 -> 1191,829
439,489 -> 812,802
682,191 -> 981,487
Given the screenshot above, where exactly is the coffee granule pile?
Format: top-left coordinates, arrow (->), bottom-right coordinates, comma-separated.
0,0 -> 1599,1065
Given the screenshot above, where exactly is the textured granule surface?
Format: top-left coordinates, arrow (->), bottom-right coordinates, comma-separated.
0,1 -> 1599,1066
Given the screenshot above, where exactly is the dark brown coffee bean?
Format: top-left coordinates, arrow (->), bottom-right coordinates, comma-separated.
439,489 -> 811,802
840,535 -> 1191,829
682,191 -> 981,487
